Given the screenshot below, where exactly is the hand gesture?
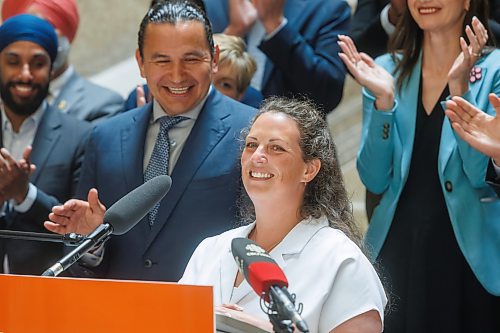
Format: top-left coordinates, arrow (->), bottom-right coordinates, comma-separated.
224,0 -> 258,37
338,35 -> 395,110
44,188 -> 106,235
136,84 -> 147,107
252,0 -> 286,34
445,94 -> 500,164
0,146 -> 36,204
448,17 -> 489,96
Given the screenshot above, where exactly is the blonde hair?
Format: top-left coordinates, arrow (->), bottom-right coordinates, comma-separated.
214,33 -> 257,94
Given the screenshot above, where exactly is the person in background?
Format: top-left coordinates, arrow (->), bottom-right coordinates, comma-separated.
203,0 -> 350,114
445,93 -> 500,196
212,33 -> 261,107
0,14 -> 90,275
350,0 -> 500,221
350,0 -> 500,59
46,97 -> 387,333
44,1 -> 256,282
338,0 -> 500,329
1,0 -> 124,123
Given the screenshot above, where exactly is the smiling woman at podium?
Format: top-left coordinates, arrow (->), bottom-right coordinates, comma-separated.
45,97 -> 387,333
179,97 -> 387,333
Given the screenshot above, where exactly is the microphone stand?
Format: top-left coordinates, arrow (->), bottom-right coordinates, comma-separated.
260,286 -> 301,333
0,229 -> 85,246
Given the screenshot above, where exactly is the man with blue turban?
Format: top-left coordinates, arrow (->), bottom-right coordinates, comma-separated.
0,14 -> 91,275
2,0 -> 125,123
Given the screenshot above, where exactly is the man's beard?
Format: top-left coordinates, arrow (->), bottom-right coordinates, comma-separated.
0,79 -> 49,116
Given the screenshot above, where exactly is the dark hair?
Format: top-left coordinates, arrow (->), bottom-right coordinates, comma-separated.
389,0 -> 495,90
239,97 -> 363,246
138,0 -> 214,58
150,0 -> 206,13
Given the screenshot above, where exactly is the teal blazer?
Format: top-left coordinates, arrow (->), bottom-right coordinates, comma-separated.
359,49 -> 500,295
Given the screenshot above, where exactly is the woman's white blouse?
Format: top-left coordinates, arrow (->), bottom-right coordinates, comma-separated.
179,216 -> 387,333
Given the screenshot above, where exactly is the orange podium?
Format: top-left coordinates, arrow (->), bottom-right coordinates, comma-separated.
0,274 -> 213,333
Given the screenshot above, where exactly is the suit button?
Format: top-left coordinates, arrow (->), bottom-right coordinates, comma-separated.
383,123 -> 390,129
382,133 -> 389,140
445,181 -> 453,192
144,259 -> 153,268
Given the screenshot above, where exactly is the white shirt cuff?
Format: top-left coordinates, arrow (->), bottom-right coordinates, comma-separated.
380,4 -> 396,36
12,183 -> 37,213
264,18 -> 288,40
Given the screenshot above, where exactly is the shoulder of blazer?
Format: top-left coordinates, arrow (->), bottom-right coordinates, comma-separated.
476,48 -> 500,67
38,104 -> 90,134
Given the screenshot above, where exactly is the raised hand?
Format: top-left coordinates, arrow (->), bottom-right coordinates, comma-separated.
44,188 -> 106,236
338,35 -> 395,110
445,94 -> 500,164
252,0 -> 286,34
136,84 -> 147,107
448,16 -> 489,96
0,146 -> 36,204
224,0 -> 258,37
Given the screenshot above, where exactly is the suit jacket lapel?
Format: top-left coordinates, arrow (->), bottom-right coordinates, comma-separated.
30,106 -> 62,184
121,104 -> 151,191
53,71 -> 83,115
396,54 -> 421,184
145,90 -> 231,248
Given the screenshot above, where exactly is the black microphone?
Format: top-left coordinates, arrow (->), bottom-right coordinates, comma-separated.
231,237 -> 309,333
41,175 -> 172,277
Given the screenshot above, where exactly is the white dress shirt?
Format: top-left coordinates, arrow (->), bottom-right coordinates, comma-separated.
0,102 -> 46,214
180,216 -> 387,333
143,88 -> 210,174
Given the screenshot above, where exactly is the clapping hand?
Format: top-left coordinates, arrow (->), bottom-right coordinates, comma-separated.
0,146 -> 36,204
338,35 -> 395,110
448,16 -> 489,96
445,93 -> 500,164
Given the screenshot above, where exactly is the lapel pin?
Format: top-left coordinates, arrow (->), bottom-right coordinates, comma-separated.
469,66 -> 482,83
58,100 -> 67,110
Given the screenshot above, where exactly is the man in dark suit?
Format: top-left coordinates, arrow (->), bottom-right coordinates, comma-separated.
1,0 -> 124,123
203,0 -> 350,114
0,14 -> 90,275
46,1 -> 256,281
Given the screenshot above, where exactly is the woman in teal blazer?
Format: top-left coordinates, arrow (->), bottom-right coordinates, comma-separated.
338,0 -> 500,331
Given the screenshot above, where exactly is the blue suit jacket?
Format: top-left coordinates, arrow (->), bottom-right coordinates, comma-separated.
204,0 -> 350,113
359,50 -> 500,295
0,106 -> 90,275
74,89 -> 256,281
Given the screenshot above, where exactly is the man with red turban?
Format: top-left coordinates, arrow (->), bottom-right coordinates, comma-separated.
1,0 -> 124,122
